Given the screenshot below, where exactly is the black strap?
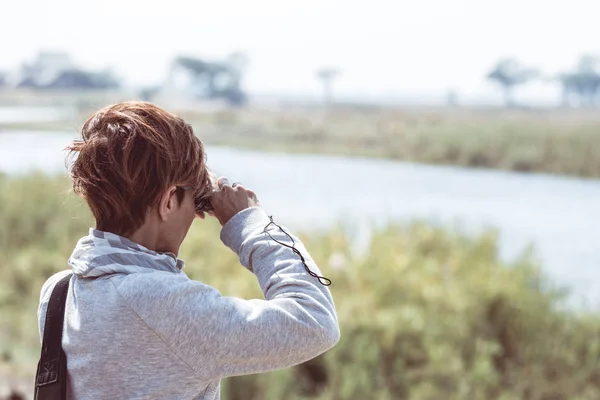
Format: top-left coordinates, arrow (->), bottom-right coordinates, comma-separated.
34,273 -> 73,400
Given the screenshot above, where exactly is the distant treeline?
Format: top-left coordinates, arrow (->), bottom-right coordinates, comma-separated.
0,52 -> 248,106
487,55 -> 600,107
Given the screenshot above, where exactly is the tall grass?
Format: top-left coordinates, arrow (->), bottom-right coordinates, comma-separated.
3,105 -> 600,178
180,107 -> 600,178
1,173 -> 599,399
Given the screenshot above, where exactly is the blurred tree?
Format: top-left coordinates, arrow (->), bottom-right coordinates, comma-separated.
50,69 -> 120,89
16,53 -> 120,90
487,59 -> 538,107
558,55 -> 600,107
139,86 -> 161,102
18,68 -> 120,90
316,68 -> 339,107
167,54 -> 248,106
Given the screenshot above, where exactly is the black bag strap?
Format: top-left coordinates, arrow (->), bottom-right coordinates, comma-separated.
34,273 -> 73,400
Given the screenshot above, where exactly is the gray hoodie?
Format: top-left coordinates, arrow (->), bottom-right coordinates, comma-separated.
38,207 -> 340,399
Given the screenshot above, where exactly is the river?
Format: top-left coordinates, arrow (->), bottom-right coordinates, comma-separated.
0,130 -> 598,307
0,106 -> 74,123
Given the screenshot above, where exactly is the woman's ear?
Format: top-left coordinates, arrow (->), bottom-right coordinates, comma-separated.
158,186 -> 178,221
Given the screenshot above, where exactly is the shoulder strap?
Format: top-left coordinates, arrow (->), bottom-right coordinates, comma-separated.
34,273 -> 73,400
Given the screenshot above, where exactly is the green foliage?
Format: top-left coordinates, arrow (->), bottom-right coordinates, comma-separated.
1,174 -> 600,399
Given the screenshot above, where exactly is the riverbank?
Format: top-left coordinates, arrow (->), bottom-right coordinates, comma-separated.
1,104 -> 599,178
1,173 -> 600,399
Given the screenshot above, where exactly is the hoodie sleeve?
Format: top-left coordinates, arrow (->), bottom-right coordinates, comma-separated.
117,207 -> 340,381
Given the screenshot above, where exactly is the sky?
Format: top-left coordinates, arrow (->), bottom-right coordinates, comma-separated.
1,0 -> 598,103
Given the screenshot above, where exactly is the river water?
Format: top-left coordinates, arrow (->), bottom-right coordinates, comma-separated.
0,130 -> 598,307
0,106 -> 74,123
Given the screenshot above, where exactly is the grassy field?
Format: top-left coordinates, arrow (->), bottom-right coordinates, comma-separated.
187,107 -> 600,178
2,100 -> 600,179
1,173 -> 600,399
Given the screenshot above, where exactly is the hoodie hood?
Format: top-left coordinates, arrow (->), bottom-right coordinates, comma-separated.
68,228 -> 185,278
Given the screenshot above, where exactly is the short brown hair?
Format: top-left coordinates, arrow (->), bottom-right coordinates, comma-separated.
68,101 -> 210,236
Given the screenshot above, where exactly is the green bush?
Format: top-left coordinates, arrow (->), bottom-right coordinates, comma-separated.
1,173 -> 599,399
